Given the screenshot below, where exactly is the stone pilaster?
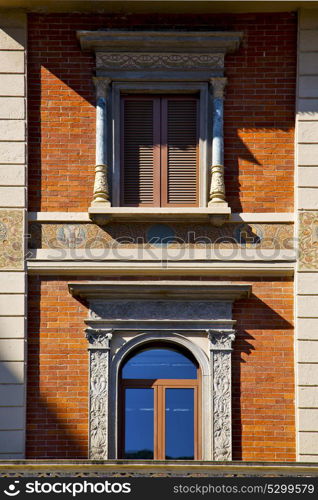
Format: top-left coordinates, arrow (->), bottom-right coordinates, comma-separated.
91,77 -> 111,207
86,327 -> 113,459
208,328 -> 236,460
208,78 -> 227,206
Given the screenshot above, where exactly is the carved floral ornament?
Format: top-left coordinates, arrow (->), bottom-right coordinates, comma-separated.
96,52 -> 224,71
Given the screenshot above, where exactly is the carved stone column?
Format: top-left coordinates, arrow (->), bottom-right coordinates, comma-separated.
208,328 -> 236,461
208,77 -> 227,206
86,327 -> 113,459
91,77 -> 111,207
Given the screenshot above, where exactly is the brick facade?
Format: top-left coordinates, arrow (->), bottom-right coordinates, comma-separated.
28,12 -> 296,213
27,276 -> 295,460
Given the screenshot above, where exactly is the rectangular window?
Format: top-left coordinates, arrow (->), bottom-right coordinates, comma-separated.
120,95 -> 199,207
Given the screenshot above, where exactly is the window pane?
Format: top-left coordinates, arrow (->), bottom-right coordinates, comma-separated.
124,388 -> 154,459
165,388 -> 194,460
122,348 -> 197,379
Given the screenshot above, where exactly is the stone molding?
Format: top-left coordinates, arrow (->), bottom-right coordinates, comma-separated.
77,30 -> 243,56
27,212 -> 295,223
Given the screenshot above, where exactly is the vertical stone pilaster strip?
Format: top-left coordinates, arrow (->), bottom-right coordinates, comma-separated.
91,77 -> 111,206
208,329 -> 236,460
208,78 -> 227,205
86,328 -> 113,459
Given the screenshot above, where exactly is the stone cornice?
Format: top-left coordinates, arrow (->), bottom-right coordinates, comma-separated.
77,30 -> 243,55
68,280 -> 251,301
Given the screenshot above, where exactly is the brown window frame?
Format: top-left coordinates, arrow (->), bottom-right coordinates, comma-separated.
120,94 -> 200,208
119,369 -> 202,460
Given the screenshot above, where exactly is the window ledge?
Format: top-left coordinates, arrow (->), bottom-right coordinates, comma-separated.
88,206 -> 231,225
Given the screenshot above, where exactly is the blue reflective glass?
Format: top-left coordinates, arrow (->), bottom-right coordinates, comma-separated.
122,348 -> 197,379
124,388 -> 154,459
165,388 -> 194,460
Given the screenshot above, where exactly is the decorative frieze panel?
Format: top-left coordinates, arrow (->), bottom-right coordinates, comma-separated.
29,221 -> 294,250
96,52 -> 224,71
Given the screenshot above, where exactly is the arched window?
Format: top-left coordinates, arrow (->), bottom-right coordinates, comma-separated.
119,344 -> 201,460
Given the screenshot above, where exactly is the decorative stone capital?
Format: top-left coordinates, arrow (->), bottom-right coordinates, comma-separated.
210,77 -> 227,99
85,328 -> 113,349
208,329 -> 236,350
93,77 -> 111,99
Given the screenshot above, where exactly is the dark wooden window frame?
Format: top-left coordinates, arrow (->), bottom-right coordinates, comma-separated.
119,368 -> 202,460
120,94 -> 200,208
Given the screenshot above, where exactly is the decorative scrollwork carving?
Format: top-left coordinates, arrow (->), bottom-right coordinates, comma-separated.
89,350 -> 109,459
96,52 -> 224,70
212,350 -> 232,460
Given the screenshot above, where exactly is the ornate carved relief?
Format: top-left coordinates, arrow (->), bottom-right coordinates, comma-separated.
212,351 -> 232,460
89,350 -> 109,459
96,52 -> 224,71
209,329 -> 235,461
86,328 -> 112,459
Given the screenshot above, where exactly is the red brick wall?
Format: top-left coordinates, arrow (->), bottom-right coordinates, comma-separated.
27,276 -> 295,460
28,12 -> 296,213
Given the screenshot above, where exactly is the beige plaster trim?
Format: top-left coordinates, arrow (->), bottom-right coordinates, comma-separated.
27,260 -> 295,276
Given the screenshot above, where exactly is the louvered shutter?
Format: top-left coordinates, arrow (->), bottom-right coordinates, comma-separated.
161,97 -> 199,207
121,97 -> 160,206
121,95 -> 199,207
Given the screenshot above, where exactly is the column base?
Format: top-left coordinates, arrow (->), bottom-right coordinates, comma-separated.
91,199 -> 111,207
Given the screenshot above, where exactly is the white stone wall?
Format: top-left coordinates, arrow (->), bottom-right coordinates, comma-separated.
297,9 -> 318,462
0,12 -> 26,458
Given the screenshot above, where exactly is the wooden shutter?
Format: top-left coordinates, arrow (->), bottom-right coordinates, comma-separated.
121,97 -> 160,206
161,97 -> 199,207
121,95 -> 199,207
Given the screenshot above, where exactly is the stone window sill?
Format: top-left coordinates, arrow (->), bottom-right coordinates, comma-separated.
88,205 -> 231,225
